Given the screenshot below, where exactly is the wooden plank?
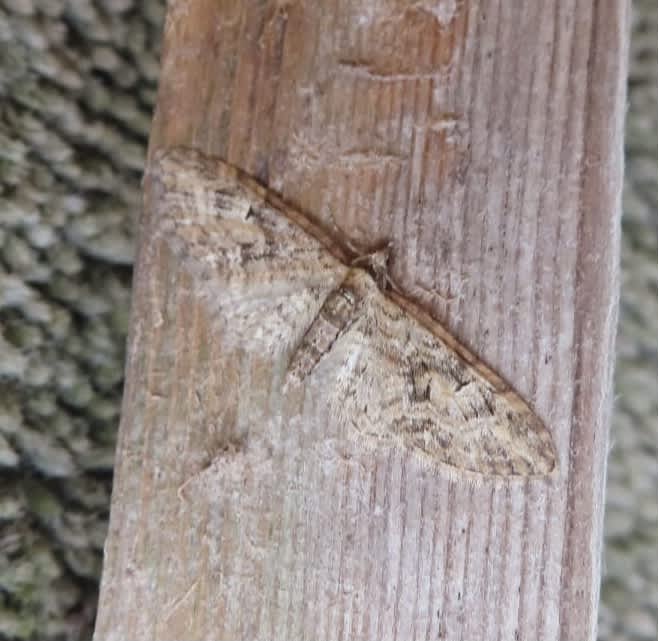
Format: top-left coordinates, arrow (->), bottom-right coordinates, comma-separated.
94,1 -> 628,639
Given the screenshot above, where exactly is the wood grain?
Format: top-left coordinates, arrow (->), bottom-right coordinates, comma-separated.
94,1 -> 628,640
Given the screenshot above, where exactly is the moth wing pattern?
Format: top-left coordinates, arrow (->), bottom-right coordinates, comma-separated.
149,146 -> 558,480
149,147 -> 348,353
306,270 -> 557,479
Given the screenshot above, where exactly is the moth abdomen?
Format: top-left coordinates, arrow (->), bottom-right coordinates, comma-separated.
286,277 -> 363,383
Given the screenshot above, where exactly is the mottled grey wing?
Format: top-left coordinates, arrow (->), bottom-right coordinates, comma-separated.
149,147 -> 348,354
322,271 -> 557,479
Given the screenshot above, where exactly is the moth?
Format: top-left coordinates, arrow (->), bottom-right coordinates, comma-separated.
149,147 -> 558,480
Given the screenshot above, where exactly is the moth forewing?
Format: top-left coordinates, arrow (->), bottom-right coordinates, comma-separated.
150,146 -> 558,481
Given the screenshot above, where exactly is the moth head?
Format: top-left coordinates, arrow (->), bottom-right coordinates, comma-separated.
350,243 -> 394,291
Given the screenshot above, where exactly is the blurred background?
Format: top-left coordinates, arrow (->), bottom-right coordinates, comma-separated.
0,1 -> 655,640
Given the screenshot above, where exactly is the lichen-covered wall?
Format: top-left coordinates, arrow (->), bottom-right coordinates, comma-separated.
0,1 -> 654,640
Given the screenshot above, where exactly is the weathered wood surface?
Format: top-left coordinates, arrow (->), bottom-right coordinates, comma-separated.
94,1 -> 628,640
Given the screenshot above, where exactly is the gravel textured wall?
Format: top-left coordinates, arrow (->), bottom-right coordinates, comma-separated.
0,2 -> 162,639
0,2 -> 654,640
598,4 -> 658,640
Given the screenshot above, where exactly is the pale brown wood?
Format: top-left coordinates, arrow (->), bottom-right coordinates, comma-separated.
94,1 -> 628,640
